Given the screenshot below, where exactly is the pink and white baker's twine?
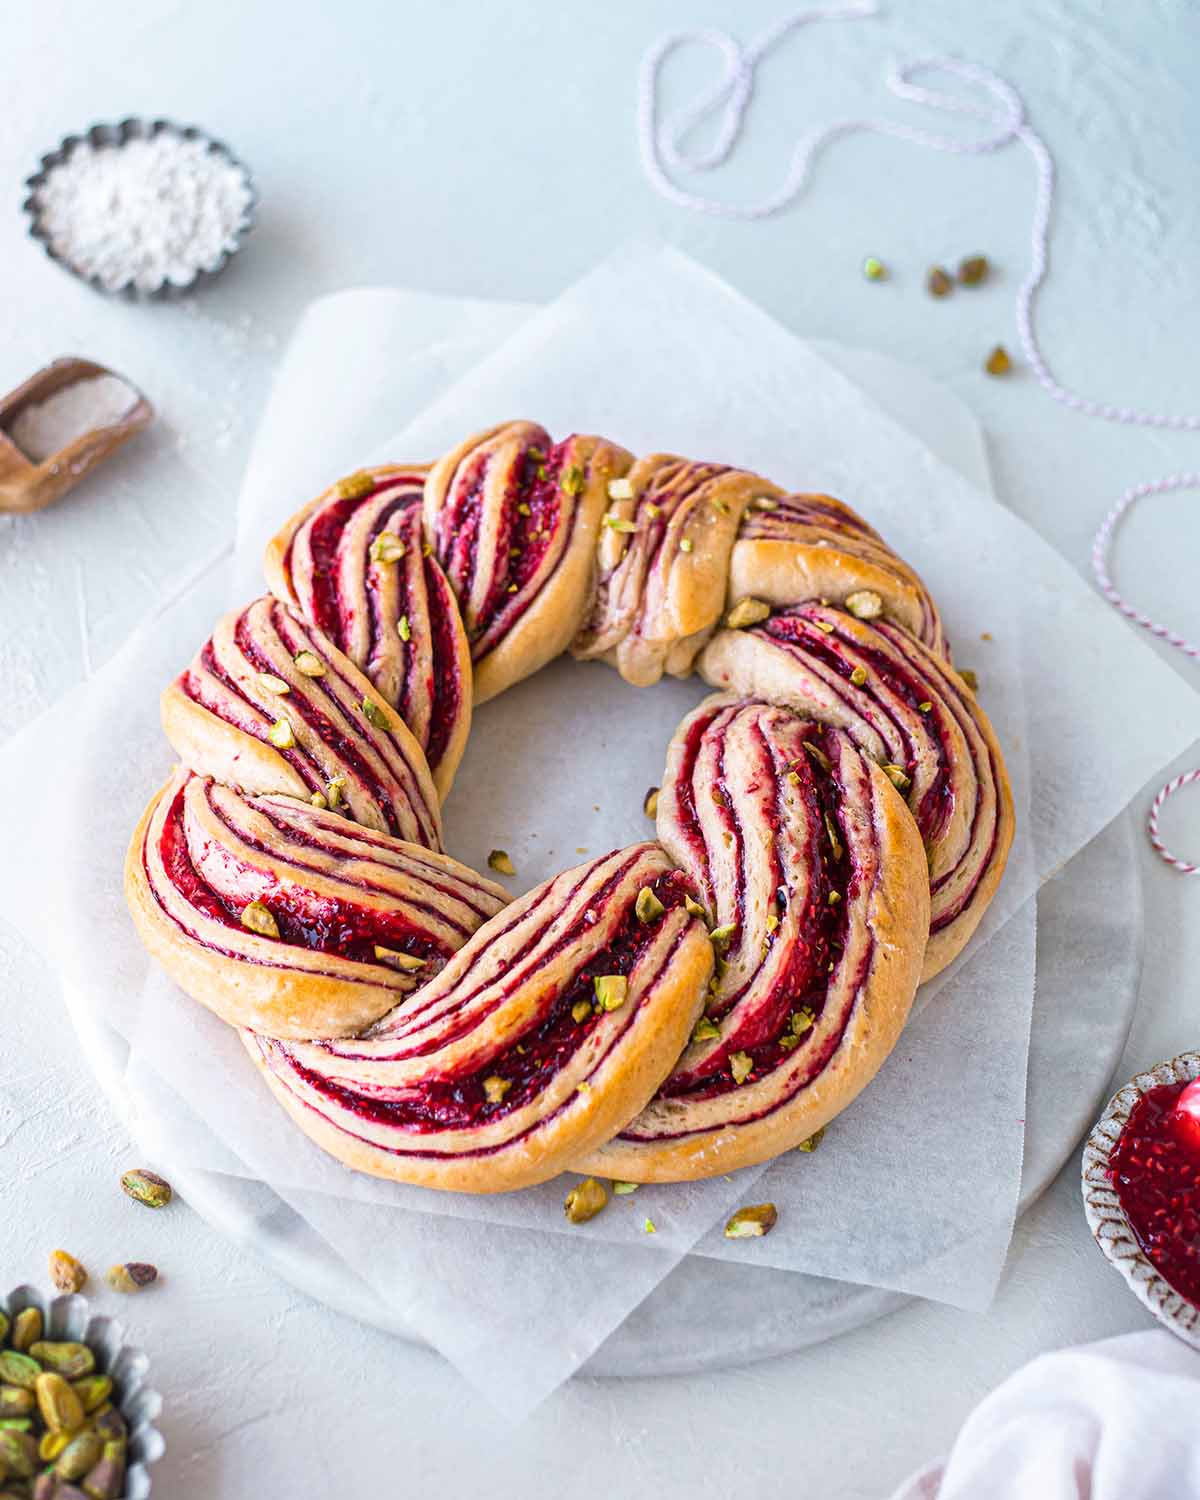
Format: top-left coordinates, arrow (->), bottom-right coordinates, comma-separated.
638,1 -> 1200,873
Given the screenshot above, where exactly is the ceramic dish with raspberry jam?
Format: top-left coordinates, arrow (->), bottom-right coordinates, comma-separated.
1082,1051 -> 1200,1348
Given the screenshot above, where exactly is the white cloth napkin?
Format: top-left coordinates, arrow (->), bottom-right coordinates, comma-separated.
892,1331 -> 1200,1500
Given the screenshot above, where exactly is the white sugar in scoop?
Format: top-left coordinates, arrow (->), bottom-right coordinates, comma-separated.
8,374 -> 138,463
31,130 -> 254,294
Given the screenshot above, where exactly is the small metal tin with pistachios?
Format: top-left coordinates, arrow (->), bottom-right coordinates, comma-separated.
0,1285 -> 163,1498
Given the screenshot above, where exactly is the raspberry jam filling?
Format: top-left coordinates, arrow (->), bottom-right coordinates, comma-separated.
302,494 -> 368,640
298,871 -> 693,1132
1109,1080 -> 1200,1307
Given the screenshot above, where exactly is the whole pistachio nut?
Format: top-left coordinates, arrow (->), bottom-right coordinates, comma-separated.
34,1475 -> 61,1500
10,1309 -> 42,1354
30,1344 -> 94,1380
55,1428 -> 103,1482
563,1177 -> 609,1224
82,1455 -> 125,1500
0,1354 -> 41,1391
36,1372 -> 84,1433
0,1420 -> 31,1432
119,1168 -> 173,1210
90,1408 -> 126,1447
40,1428 -> 71,1462
0,1389 -> 33,1419
0,1314 -> 6,1345
0,1428 -> 35,1478
724,1203 -> 779,1238
48,1250 -> 87,1295
105,1262 -> 158,1294
69,1377 -> 111,1416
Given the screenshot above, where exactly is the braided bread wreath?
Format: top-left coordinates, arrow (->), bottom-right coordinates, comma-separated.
125,421 -> 1014,1193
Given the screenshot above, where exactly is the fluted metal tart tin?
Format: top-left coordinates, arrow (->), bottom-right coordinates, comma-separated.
2,1283 -> 165,1496
23,117 -> 257,300
1082,1051 -> 1200,1349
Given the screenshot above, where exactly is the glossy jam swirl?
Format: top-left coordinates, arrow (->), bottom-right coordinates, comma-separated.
168,595 -> 442,846
265,466 -> 471,799
1109,1081 -> 1200,1308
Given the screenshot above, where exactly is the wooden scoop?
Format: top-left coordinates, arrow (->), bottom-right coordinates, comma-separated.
0,357 -> 153,515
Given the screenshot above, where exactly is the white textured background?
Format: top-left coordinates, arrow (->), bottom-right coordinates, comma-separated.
1,2 -> 1197,1496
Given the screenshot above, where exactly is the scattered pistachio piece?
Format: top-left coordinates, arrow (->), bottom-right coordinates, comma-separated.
105,1262 -> 157,1294
725,596 -> 771,630
571,999 -> 593,1024
47,1251 -> 87,1296
643,1218 -> 657,1234
564,1177 -> 608,1224
917,700 -> 933,713
326,775 -> 347,809
373,946 -> 426,972
691,1017 -> 721,1043
985,344 -> 1012,376
844,589 -> 882,623
827,890 -> 842,905
643,786 -> 660,820
724,1203 -> 779,1238
765,911 -> 779,933
482,1076 -> 512,1105
516,501 -> 531,516
602,514 -> 637,533
957,254 -> 990,286
612,1180 -> 639,1195
882,763 -> 912,792
959,668 -> 979,692
361,697 -> 391,730
634,886 -> 665,924
778,1033 -> 801,1052
560,465 -> 585,496
810,618 -> 835,634
120,1169 -> 172,1210
256,672 -> 290,695
292,650 -> 325,678
334,470 -> 375,500
594,974 -> 629,1012
527,445 -> 545,462
797,1127 -> 826,1153
786,770 -> 800,786
576,1081 -> 591,1095
849,665 -> 869,688
791,1008 -> 815,1036
927,265 -> 953,297
487,849 -> 515,876
710,496 -> 731,516
267,717 -> 295,749
861,256 -> 887,282
643,501 -> 660,519
607,476 -> 634,501
683,894 -> 708,920
802,740 -> 831,772
397,614 -> 412,643
679,537 -> 694,553
708,923 -> 737,953
729,1051 -> 754,1085
309,791 -> 328,809
240,901 -> 280,939
369,530 -> 406,564
753,495 -> 779,511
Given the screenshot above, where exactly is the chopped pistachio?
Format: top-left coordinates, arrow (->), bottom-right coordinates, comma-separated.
309,792 -> 328,810
612,1180 -> 639,1195
516,501 -> 531,517
724,1203 -> 778,1238
778,1033 -> 801,1052
810,618 -> 835,634
802,741 -> 831,773
753,495 -> 779,511
577,1081 -> 591,1095
791,1008 -> 814,1035
267,717 -> 295,750
635,886 -> 665,924
691,1016 -> 721,1043
488,849 -> 516,876
985,344 -> 1012,376
507,583 -> 518,593
527,445 -> 546,462
725,596 -> 771,630
824,813 -> 844,861
827,890 -> 842,905
683,894 -> 708,920
482,1076 -> 512,1104
710,786 -> 727,808
594,974 -> 629,1011
327,775 -> 347,809
729,1051 -> 754,1085
361,697 -> 391,729
571,999 -> 593,1024
708,923 -> 737,951
786,769 -> 800,786
797,1127 -> 826,1153
861,256 -> 888,282
240,901 -> 279,939
560,465 -> 585,495
845,589 -> 883,621
422,541 -> 433,557
850,665 -> 868,687
927,265 -> 953,297
564,1177 -> 608,1224
643,1218 -> 657,1234
679,537 -> 694,554
643,785 -> 660,820
959,668 -> 979,691
257,672 -> 290,695
334,469 -> 375,500
603,514 -> 637,533
917,700 -> 933,713
711,496 -> 731,515
643,501 -> 660,519
293,650 -> 325,677
373,945 -> 426,972
397,615 -> 411,642
882,763 -> 912,792
958,254 -> 990,285
606,476 -> 634,501
369,531 -> 406,564
765,911 -> 779,933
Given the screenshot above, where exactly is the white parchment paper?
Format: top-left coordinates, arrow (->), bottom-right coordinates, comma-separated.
3,247 -> 1198,1415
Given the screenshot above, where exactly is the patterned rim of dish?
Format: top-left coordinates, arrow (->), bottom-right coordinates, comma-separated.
22,117 -> 257,300
2,1283 -> 165,1495
1081,1050 -> 1200,1349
